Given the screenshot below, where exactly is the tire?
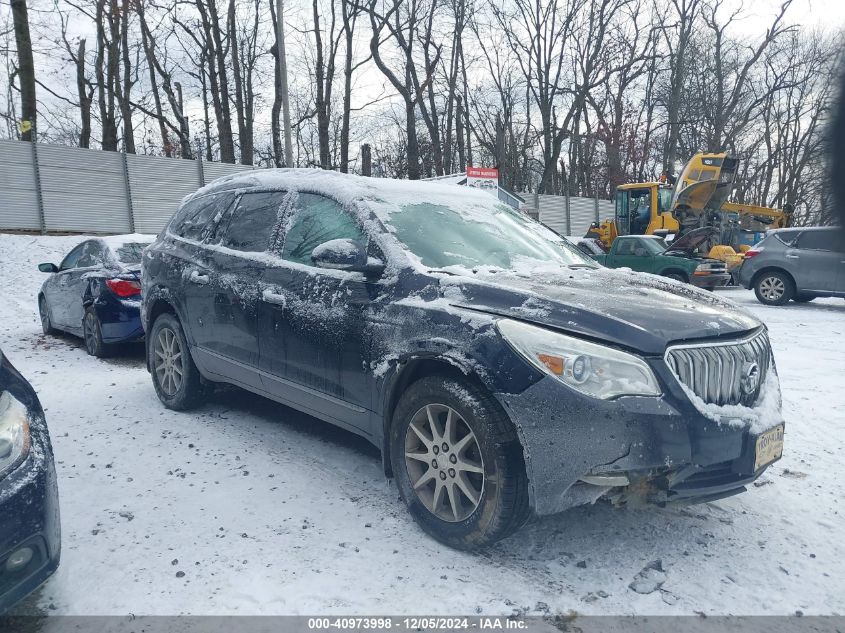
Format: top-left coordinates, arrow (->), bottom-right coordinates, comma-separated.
754,271 -> 794,306
39,296 -> 57,335
389,375 -> 530,550
662,271 -> 687,283
793,294 -> 815,303
148,312 -> 207,410
83,307 -> 110,357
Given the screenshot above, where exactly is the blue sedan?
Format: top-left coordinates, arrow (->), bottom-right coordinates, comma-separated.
37,235 -> 154,357
0,347 -> 60,613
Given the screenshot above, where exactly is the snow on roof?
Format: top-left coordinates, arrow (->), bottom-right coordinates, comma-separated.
190,168 -> 500,212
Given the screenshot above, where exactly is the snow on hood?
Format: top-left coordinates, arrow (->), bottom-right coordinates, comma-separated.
433,264 -> 761,355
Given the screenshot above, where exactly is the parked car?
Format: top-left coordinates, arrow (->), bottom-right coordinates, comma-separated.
737,226 -> 845,305
590,229 -> 731,290
0,348 -> 60,613
142,170 -> 784,549
37,235 -> 155,356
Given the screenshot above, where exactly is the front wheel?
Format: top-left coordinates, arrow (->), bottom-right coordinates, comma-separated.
754,271 -> 794,306
664,272 -> 687,283
390,376 -> 530,550
83,307 -> 110,357
148,313 -> 207,410
39,296 -> 57,335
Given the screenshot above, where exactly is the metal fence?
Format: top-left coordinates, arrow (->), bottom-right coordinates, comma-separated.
0,139 -> 256,234
532,193 -> 614,237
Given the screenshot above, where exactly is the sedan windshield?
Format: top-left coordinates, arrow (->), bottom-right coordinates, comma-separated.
385,201 -> 596,270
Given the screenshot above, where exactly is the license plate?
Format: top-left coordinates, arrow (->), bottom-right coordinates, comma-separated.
754,424 -> 784,471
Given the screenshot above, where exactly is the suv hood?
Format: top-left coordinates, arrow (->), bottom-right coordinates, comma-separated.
438,265 -> 759,355
664,227 -> 716,255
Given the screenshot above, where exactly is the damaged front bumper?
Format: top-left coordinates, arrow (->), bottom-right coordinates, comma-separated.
495,366 -> 783,516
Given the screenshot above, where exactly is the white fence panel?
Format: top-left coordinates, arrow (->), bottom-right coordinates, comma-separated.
38,144 -> 131,233
537,194 -> 613,237
129,155 -> 201,234
0,140 -> 41,231
202,161 -> 256,186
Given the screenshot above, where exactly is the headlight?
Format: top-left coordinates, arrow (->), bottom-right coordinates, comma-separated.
0,391 -> 31,477
497,319 -> 661,399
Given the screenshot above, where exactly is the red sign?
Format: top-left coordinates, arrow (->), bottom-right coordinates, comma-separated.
467,166 -> 499,179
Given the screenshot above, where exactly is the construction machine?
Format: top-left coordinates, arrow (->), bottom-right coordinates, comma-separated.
585,153 -> 794,251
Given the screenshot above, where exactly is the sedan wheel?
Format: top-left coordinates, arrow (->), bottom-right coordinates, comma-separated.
153,327 -> 184,397
404,404 -> 485,523
39,296 -> 57,335
83,308 -> 109,357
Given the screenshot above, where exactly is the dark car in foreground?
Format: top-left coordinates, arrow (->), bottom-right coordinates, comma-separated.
0,348 -> 60,613
141,170 -> 785,549
737,226 -> 845,305
590,229 -> 731,290
37,234 -> 155,356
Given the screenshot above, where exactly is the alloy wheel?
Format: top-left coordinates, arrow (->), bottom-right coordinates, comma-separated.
760,276 -> 785,301
404,404 -> 485,523
84,312 -> 98,354
154,327 -> 184,397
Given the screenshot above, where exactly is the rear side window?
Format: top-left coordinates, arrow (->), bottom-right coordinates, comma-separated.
170,193 -> 234,241
796,230 -> 837,251
281,194 -> 367,265
219,191 -> 288,253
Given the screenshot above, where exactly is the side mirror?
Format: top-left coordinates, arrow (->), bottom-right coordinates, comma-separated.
311,239 -> 384,276
38,263 -> 59,273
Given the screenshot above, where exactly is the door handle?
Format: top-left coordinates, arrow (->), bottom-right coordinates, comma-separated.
262,289 -> 287,307
189,270 -> 210,285
785,254 -> 799,259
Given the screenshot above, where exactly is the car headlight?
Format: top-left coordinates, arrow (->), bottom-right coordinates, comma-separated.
0,390 -> 31,477
497,319 -> 661,399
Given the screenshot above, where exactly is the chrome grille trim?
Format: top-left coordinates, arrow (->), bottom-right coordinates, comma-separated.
664,329 -> 771,407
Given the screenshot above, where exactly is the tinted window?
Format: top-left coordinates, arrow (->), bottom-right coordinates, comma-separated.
60,243 -> 85,270
76,241 -> 105,268
219,191 -> 287,252
171,193 -> 234,241
281,194 -> 367,265
797,230 -> 837,251
772,229 -> 800,246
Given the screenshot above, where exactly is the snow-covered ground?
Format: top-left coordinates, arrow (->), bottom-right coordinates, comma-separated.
1,233 -> 843,616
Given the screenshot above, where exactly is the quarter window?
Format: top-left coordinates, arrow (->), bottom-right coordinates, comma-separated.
281,194 -> 367,265
219,191 -> 288,253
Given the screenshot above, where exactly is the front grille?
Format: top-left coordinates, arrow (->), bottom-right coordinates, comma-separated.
665,329 -> 771,406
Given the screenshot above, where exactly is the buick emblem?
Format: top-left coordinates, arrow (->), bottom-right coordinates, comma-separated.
740,362 -> 760,395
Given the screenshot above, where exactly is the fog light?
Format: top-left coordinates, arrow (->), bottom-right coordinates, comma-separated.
5,546 -> 34,573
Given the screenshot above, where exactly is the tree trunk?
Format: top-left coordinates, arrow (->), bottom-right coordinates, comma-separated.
76,39 -> 92,148
10,0 -> 36,141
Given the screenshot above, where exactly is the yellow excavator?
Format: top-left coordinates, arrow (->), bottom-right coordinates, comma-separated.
585,152 -> 794,275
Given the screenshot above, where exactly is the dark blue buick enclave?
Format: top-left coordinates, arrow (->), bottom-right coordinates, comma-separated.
141,169 -> 785,549
0,348 -> 60,613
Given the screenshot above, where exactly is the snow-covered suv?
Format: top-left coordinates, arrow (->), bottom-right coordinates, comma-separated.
141,169 -> 785,549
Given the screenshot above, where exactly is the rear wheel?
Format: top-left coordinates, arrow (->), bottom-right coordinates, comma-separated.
390,375 -> 530,550
39,296 -> 57,335
83,307 -> 110,357
754,271 -> 794,306
149,313 -> 207,410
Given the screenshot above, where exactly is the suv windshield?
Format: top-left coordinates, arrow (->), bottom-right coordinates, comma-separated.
385,202 -> 595,270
